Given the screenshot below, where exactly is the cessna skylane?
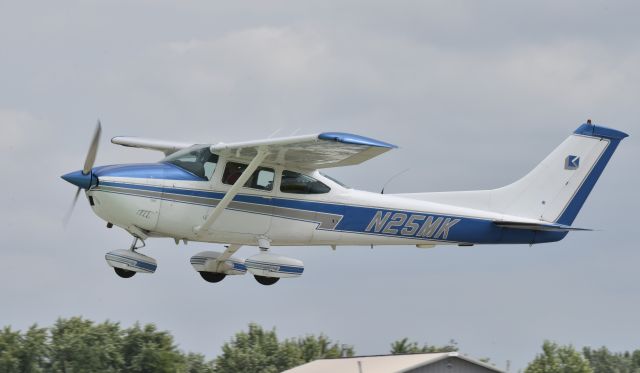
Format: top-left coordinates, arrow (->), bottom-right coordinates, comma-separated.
62,121 -> 628,285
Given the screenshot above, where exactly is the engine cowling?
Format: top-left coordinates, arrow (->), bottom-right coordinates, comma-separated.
245,253 -> 304,278
105,249 -> 157,274
190,251 -> 247,276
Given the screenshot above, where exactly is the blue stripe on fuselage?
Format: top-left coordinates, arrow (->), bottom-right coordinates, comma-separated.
95,180 -> 564,245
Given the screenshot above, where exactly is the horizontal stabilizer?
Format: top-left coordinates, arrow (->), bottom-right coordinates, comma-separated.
494,221 -> 592,232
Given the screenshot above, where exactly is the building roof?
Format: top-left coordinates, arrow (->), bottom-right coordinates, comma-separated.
282,352 -> 504,373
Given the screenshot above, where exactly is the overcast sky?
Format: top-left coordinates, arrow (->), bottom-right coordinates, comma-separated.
1,0 -> 639,370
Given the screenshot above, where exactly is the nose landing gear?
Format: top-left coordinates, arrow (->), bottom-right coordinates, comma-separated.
105,237 -> 157,278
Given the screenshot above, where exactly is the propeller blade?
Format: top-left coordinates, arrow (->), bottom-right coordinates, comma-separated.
83,120 -> 102,175
63,187 -> 82,227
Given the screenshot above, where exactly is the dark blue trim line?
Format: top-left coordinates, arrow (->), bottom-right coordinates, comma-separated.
95,180 -> 568,245
106,253 -> 157,272
245,260 -> 304,274
318,132 -> 398,148
190,256 -> 247,272
232,262 -> 248,271
574,123 -> 629,140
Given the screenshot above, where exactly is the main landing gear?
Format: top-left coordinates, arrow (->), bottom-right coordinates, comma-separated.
199,271 -> 226,283
115,267 -> 136,278
105,237 -> 303,285
190,240 -> 304,286
254,275 -> 279,286
105,237 -> 157,279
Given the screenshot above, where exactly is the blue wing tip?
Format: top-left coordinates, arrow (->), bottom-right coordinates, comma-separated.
574,122 -> 629,140
318,132 -> 398,148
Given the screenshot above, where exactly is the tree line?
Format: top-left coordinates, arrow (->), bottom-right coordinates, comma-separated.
526,341 -> 640,373
0,317 -> 637,373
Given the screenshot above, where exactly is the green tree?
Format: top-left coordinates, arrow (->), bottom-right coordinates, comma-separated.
583,346 -> 640,373
214,323 -> 354,373
632,350 -> 640,372
0,318 -> 220,373
182,353 -> 215,373
121,323 -> 185,373
215,323 -> 284,373
49,317 -> 124,373
18,325 -> 48,373
0,327 -> 22,373
295,334 -> 354,361
526,341 -> 593,373
390,337 -> 458,354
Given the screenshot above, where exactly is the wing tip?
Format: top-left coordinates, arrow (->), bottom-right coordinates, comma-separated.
318,132 -> 398,149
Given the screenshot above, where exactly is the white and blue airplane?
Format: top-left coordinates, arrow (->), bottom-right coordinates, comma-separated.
62,121 -> 628,285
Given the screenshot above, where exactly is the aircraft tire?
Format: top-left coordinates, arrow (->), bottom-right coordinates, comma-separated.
199,271 -> 226,283
114,267 -> 136,278
254,275 -> 279,286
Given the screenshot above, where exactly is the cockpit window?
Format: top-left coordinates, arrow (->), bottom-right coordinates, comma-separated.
222,162 -> 274,191
163,145 -> 218,180
280,170 -> 331,194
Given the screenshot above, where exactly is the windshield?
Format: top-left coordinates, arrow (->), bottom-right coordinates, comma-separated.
319,172 -> 350,188
162,145 -> 218,180
281,170 -> 330,194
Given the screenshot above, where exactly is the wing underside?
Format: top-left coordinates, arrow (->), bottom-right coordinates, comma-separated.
211,132 -> 397,169
111,137 -> 193,156
112,132 -> 396,168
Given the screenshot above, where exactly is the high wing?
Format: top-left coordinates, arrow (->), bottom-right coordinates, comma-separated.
111,137 -> 193,156
210,132 -> 397,169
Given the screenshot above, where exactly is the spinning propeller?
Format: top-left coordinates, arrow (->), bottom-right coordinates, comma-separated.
62,121 -> 102,225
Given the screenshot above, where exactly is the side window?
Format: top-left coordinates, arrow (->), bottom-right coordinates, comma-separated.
222,162 -> 274,191
280,170 -> 331,194
254,169 -> 275,190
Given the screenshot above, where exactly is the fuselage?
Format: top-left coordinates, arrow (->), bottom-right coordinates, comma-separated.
85,159 -> 565,248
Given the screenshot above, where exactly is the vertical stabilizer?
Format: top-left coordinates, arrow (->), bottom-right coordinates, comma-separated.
497,123 -> 628,225
400,122 -> 628,226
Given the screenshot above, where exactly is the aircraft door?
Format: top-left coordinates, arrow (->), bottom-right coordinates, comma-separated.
211,162 -> 274,236
156,146 -> 220,238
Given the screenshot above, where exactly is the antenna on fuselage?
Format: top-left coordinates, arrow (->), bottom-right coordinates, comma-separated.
380,168 -> 410,194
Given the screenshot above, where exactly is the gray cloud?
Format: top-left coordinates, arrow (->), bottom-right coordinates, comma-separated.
1,0 -> 639,370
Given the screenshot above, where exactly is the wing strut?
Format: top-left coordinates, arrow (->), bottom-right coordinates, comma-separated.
213,244 -> 242,272
194,147 -> 269,235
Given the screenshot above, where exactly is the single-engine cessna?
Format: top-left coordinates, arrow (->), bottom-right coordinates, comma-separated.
62,121 -> 628,285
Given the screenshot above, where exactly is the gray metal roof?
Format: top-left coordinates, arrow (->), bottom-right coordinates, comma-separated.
282,352 -> 505,373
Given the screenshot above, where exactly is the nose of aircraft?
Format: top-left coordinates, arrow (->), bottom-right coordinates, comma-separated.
61,170 -> 98,190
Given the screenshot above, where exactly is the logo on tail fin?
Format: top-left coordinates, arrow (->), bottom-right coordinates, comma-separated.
565,155 -> 580,170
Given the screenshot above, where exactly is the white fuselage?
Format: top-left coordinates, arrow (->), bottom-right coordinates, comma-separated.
87,162 -> 515,248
